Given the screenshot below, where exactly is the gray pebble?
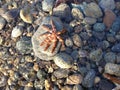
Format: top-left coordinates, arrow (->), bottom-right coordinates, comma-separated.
82,69 -> 96,88
104,52 -> 116,63
105,63 -> 120,76
53,52 -> 73,68
37,70 -> 46,80
34,80 -> 44,90
83,17 -> 96,25
72,34 -> 82,47
93,23 -> 106,32
11,25 -> 23,38
0,16 -> 6,30
112,43 -> 120,52
65,37 -> 73,48
89,49 -> 103,62
16,36 -> 32,54
73,85 -> 83,90
42,0 -> 54,12
53,3 -> 72,22
71,50 -> 79,60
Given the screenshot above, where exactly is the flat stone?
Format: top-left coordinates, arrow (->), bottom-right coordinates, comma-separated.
83,17 -> 96,25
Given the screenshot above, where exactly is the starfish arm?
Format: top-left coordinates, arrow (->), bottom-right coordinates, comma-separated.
51,39 -> 57,53
57,29 -> 66,35
44,41 -> 51,51
57,36 -> 65,48
40,36 -> 50,46
51,19 -> 57,32
42,25 -> 51,33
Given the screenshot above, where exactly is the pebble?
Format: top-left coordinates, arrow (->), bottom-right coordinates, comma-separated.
112,43 -> 120,53
71,8 -> 84,20
105,63 -> 120,76
53,69 -> 69,79
53,53 -> 73,68
66,74 -> 83,85
32,16 -> 64,60
42,0 -> 54,12
103,9 -> 116,29
83,17 -> 96,25
11,25 -> 23,38
71,50 -> 79,60
82,69 -> 96,88
0,36 -> 3,45
97,40 -> 110,50
89,49 -> 103,62
53,3 -> 72,22
73,85 -> 83,90
0,16 -> 6,30
20,7 -> 33,24
93,23 -> 106,32
65,37 -> 73,48
16,36 -> 32,54
0,74 -> 7,87
34,80 -> 44,90
82,2 -> 103,18
92,31 -> 105,40
72,34 -> 82,47
37,70 -> 46,80
78,49 -> 88,58
99,0 -> 115,10
104,52 -> 116,63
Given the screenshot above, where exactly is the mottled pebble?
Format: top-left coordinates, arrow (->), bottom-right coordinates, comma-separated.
53,3 -> 71,22
11,25 -> 23,38
105,63 -> 120,76
66,74 -> 83,85
37,70 -> 46,80
104,52 -> 116,63
72,34 -> 82,47
71,8 -> 84,20
53,69 -> 69,79
0,36 -> 3,45
99,0 -> 115,10
16,36 -> 32,54
82,69 -> 96,88
0,75 -> 7,87
20,7 -> 33,24
78,49 -> 88,58
24,86 -> 34,90
112,43 -> 120,52
89,49 -> 103,62
83,17 -> 96,25
97,40 -> 110,50
103,9 -> 116,29
71,50 -> 79,60
82,2 -> 103,18
93,23 -> 106,32
73,85 -> 83,90
0,16 -> 6,30
92,31 -> 105,40
34,80 -> 44,90
106,33 -> 116,43
53,53 -> 73,68
42,0 -> 54,12
65,37 -> 73,47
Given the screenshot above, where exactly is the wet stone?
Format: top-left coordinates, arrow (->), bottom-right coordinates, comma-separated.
72,34 -> 82,47
53,3 -> 72,22
82,69 -> 96,88
0,16 -> 6,30
104,52 -> 116,63
42,0 -> 54,12
105,63 -> 120,76
112,43 -> 120,53
83,17 -> 96,25
53,52 -> 73,68
65,37 -> 73,48
73,85 -> 83,90
37,70 -> 46,80
16,36 -> 32,54
32,16 -> 64,60
82,2 -> 103,18
93,23 -> 106,32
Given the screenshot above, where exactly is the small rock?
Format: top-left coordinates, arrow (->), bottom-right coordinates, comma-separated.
0,16 -> 6,30
0,74 -> 7,87
11,25 -> 23,38
37,70 -> 46,80
78,49 -> 88,58
73,85 -> 83,90
97,40 -> 110,50
104,52 -> 116,63
20,7 -> 33,24
105,63 -> 120,76
42,0 -> 54,12
65,37 -> 73,47
71,50 -> 79,60
82,69 -> 96,88
82,2 -> 103,18
103,9 -> 116,29
92,31 -> 105,40
89,49 -> 103,62
16,36 -> 32,54
34,80 -> 44,90
83,17 -> 96,25
53,69 -> 69,79
53,3 -> 72,22
66,74 -> 83,85
93,23 -> 106,32
53,52 -> 73,68
99,0 -> 115,10
72,34 -> 82,47
112,43 -> 120,53
0,36 -> 3,45
71,8 -> 84,20
106,33 -> 116,43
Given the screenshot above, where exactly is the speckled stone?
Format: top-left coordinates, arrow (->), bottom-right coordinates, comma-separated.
82,69 -> 96,88
112,43 -> 120,53
53,3 -> 72,22
72,34 -> 82,47
53,52 -> 73,68
104,52 -> 116,63
105,63 -> 120,76
83,17 -> 97,25
82,2 -> 103,18
65,37 -> 73,48
42,0 -> 54,12
0,16 -> 6,30
99,0 -> 115,10
93,23 -> 106,32
32,16 -> 64,60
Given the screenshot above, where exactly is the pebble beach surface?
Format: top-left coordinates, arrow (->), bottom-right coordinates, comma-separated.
0,0 -> 120,90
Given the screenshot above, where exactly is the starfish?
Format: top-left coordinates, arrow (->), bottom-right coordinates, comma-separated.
39,19 -> 66,53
